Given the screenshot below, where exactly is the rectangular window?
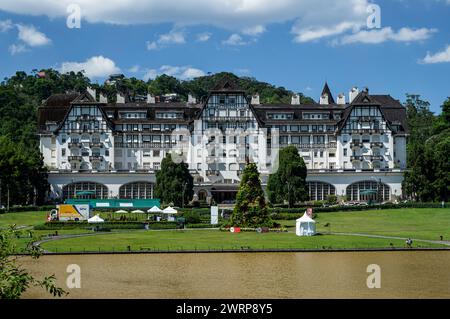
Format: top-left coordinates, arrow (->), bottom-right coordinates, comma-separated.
344,148 -> 348,156
61,148 -> 66,156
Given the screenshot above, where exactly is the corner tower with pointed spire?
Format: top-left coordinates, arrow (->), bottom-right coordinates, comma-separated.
320,82 -> 335,105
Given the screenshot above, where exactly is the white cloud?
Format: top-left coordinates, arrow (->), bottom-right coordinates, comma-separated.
242,25 -> 265,36
16,24 -> 51,46
0,19 -> 13,32
147,29 -> 185,50
223,34 -> 247,46
293,22 -> 357,43
144,65 -> 205,81
196,32 -> 211,42
9,43 -> 28,55
420,45 -> 450,64
0,0 -> 371,42
60,56 -> 120,78
338,27 -> 437,45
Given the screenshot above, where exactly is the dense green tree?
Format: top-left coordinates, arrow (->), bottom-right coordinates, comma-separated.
155,154 -> 194,207
266,146 -> 308,207
231,163 -> 272,227
403,95 -> 450,201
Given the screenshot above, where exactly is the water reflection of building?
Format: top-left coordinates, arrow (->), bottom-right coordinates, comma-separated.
38,78 -> 407,203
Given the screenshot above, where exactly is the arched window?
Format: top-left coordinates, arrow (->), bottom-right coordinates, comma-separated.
119,182 -> 154,199
307,181 -> 336,201
62,182 -> 108,199
346,180 -> 390,202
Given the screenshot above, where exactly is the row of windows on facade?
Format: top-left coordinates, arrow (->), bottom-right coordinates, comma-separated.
61,181 -> 391,202
267,112 -> 342,121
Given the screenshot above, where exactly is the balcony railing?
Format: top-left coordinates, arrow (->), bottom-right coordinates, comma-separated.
89,142 -> 104,148
68,156 -> 82,162
370,155 -> 383,161
352,129 -> 383,134
205,116 -> 253,122
68,142 -> 82,149
350,156 -> 364,161
370,142 -> 384,148
114,142 -> 175,149
289,143 -> 336,149
76,115 -> 96,121
350,141 -> 362,148
89,155 -> 104,161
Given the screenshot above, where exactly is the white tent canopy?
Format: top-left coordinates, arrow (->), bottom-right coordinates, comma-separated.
162,206 -> 177,214
296,213 -> 316,237
88,214 -> 105,223
132,209 -> 145,214
148,206 -> 163,213
115,210 -> 128,214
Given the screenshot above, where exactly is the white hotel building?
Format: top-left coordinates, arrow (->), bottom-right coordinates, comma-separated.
38,78 -> 408,204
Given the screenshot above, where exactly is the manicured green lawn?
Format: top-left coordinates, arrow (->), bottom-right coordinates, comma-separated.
0,211 -> 49,228
4,208 -> 450,252
277,208 -> 450,241
40,229 -> 446,253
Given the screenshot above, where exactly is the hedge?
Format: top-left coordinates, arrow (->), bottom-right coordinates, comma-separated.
0,205 -> 56,213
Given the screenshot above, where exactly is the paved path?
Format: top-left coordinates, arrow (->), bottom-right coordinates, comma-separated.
330,232 -> 450,247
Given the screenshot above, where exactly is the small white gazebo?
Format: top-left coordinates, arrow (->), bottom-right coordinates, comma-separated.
296,213 -> 316,237
88,214 -> 105,224
162,206 -> 177,214
162,206 -> 177,221
132,209 -> 145,214
148,206 -> 163,213
115,210 -> 128,214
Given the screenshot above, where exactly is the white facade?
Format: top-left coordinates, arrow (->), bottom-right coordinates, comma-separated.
38,81 -> 408,203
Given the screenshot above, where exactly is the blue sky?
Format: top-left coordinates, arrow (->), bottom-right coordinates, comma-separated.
0,0 -> 449,113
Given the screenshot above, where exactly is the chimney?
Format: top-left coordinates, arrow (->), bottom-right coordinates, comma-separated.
291,94 -> 300,105
337,93 -> 346,105
320,93 -> 329,105
251,93 -> 260,105
349,87 -> 359,103
87,87 -> 96,100
188,94 -> 197,104
99,93 -> 108,103
147,93 -> 156,104
116,93 -> 125,104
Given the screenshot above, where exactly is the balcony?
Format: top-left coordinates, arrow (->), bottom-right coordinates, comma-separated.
350,156 -> 364,162
76,115 -> 96,121
114,142 -> 174,149
353,129 -> 383,135
68,142 -> 82,149
206,170 -> 220,176
89,142 -> 104,148
68,156 -> 82,162
205,116 -> 253,122
370,142 -> 384,148
89,155 -> 104,162
370,155 -> 383,161
350,141 -> 362,149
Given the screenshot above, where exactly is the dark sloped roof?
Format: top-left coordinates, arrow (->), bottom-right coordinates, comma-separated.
44,93 -> 79,107
210,77 -> 244,92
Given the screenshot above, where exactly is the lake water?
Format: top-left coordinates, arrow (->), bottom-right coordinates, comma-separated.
19,251 -> 450,299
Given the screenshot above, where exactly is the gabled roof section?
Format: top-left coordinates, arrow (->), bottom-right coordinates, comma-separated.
321,82 -> 335,104
210,77 -> 244,93
71,90 -> 97,104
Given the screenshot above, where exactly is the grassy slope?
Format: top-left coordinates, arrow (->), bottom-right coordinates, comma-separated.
278,208 -> 450,241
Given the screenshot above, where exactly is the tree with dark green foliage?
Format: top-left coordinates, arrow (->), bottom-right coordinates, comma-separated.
403,95 -> 450,201
155,154 -> 194,207
267,146 -> 308,208
231,163 -> 272,227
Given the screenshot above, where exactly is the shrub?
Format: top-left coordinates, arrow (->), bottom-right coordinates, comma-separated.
181,211 -> 202,224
